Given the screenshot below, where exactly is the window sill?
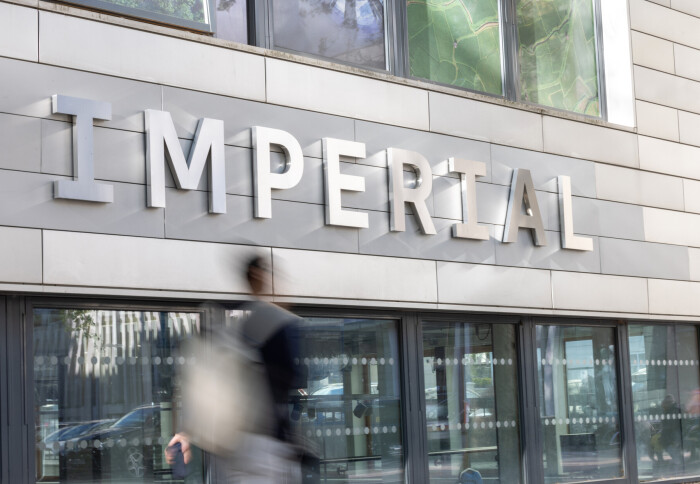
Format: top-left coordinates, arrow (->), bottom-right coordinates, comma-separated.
8,0 -> 636,135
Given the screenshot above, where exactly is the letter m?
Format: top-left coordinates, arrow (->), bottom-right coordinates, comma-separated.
145,109 -> 226,214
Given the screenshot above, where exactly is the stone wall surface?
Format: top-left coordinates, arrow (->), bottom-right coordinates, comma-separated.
0,0 -> 697,318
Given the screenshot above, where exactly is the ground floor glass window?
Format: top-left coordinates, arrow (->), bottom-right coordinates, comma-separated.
628,324 -> 700,481
422,321 -> 521,484
287,317 -> 403,483
536,325 -> 623,482
33,309 -> 202,483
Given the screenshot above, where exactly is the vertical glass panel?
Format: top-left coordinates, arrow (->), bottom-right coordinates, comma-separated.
422,322 -> 521,484
285,317 -> 403,483
271,0 -> 387,70
33,309 -> 203,483
516,0 -> 600,116
630,325 -> 700,481
536,325 -> 622,482
215,0 -> 247,43
407,0 -> 503,95
676,326 -> 700,476
629,325 -> 682,480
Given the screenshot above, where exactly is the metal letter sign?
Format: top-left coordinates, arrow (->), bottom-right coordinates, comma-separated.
322,138 -> 369,228
252,127 -> 304,219
387,148 -> 437,235
51,95 -> 114,203
558,176 -> 593,251
449,158 -> 489,241
503,169 -> 547,246
145,110 -> 226,214
47,96 -> 592,256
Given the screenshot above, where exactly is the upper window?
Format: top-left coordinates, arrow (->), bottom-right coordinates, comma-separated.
215,0 -> 248,43
406,0 -> 602,116
270,0 -> 388,70
61,0 -> 217,32
516,0 -> 600,115
407,0 -> 504,96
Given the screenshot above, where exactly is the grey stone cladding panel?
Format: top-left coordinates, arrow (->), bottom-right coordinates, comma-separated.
0,170 -> 163,237
0,113 -> 41,172
161,86 -> 355,159
164,190 -> 359,253
495,228 -> 601,273
338,162 -> 390,213
354,120 -> 492,179
599,237 -> 690,280
491,145 -> 597,197
432,177 -> 559,231
359,211 -> 497,264
169,150 -> 388,210
573,197 -> 646,241
223,152 -> 326,205
0,57 -> 161,132
42,120 -> 147,185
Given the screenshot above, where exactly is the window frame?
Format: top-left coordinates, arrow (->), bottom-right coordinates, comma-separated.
56,0 -> 218,33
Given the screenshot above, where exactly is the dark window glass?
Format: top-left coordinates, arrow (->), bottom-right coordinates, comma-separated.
215,0 -> 247,43
422,321 -> 521,483
34,309 -> 203,483
271,0 -> 387,70
629,325 -> 700,481
516,0 -> 600,115
407,0 -> 503,95
536,325 -> 623,482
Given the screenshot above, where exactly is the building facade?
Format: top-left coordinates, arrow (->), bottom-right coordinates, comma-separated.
1,0 -> 699,483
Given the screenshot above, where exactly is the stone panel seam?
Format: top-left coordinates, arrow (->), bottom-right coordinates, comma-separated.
647,0 -> 700,24
634,57 -> 700,86
630,29 -> 691,59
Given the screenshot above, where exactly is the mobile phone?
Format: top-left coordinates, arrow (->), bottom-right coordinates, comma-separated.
166,441 -> 187,479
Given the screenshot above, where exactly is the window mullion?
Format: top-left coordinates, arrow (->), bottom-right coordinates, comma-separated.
617,322 -> 639,484
500,0 -> 520,102
392,0 -> 410,79
519,317 -> 543,484
593,0 -> 608,121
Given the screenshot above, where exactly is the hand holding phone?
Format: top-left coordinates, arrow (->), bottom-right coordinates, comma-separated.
166,441 -> 187,479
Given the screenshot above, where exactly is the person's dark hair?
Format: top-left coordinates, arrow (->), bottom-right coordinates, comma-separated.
246,255 -> 268,291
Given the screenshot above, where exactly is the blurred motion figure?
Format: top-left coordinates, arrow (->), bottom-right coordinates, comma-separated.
167,256 -> 303,483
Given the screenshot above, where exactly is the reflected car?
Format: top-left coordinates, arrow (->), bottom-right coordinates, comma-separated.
59,405 -> 170,480
43,420 -> 115,454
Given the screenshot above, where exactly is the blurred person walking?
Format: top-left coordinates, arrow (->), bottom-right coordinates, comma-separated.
167,256 -> 304,483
